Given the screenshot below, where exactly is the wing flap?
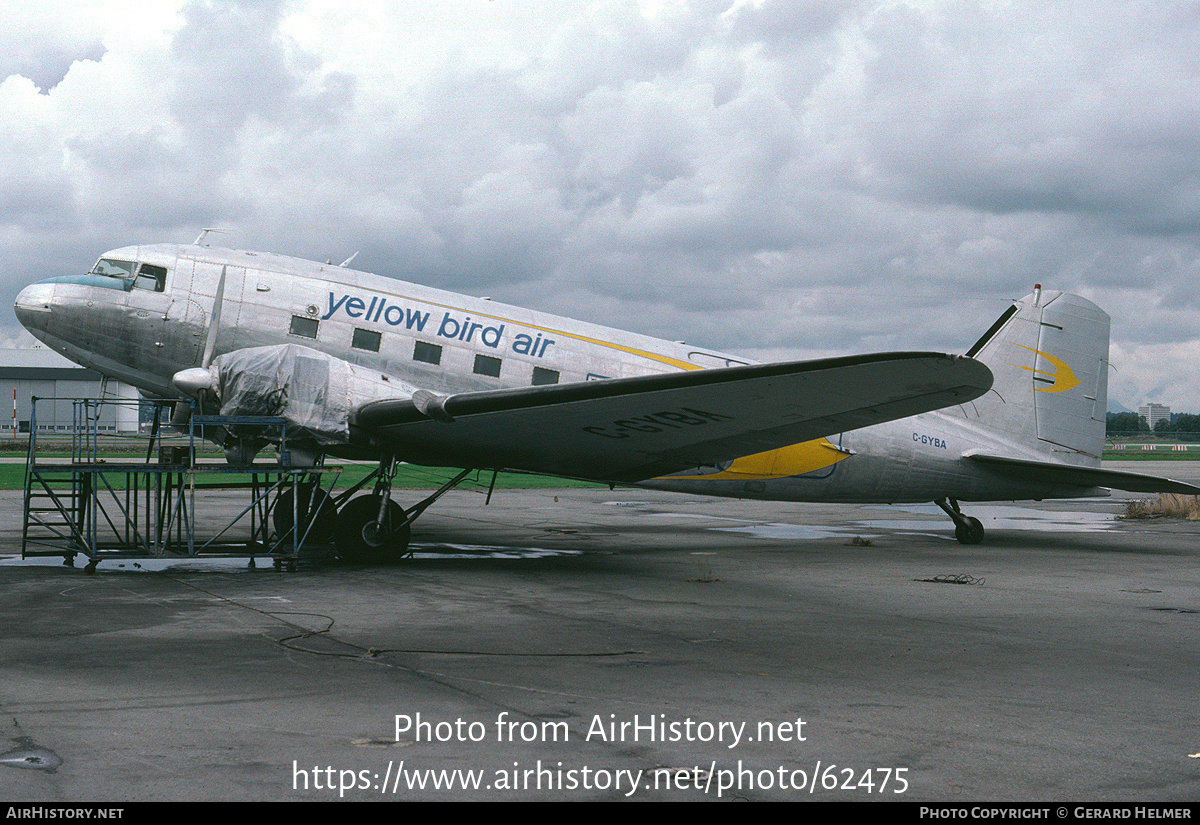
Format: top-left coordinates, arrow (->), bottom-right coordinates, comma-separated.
358,352 -> 992,482
966,453 -> 1200,494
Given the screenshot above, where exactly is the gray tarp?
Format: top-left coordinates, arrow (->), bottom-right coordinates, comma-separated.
212,344 -> 406,444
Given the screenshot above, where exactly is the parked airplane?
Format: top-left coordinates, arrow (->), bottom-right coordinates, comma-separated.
13,242 -> 1198,559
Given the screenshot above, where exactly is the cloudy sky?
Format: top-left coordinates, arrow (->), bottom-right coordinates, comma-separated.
2,0 -> 1198,410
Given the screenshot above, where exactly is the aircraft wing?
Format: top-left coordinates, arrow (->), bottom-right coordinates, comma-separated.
356,352 -> 992,483
965,453 -> 1200,495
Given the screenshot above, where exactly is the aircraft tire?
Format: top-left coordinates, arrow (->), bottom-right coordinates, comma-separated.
335,494 -> 411,564
955,517 -> 985,545
274,485 -> 338,545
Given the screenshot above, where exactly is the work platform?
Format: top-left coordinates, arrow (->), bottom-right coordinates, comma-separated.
21,397 -> 356,572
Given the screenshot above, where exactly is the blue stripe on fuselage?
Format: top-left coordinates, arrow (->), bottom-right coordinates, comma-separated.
34,274 -> 131,292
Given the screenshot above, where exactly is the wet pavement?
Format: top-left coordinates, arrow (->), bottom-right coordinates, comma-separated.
2,462 -> 1199,801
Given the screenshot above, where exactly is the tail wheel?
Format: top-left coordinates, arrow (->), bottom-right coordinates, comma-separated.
937,499 -> 986,545
334,494 -> 411,563
955,516 -> 985,545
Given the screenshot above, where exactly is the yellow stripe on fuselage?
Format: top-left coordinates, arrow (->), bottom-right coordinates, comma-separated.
348,283 -> 701,372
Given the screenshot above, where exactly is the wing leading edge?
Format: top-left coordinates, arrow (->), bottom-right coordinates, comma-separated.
357,352 -> 993,483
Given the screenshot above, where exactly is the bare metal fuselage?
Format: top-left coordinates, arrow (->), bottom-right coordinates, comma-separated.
15,243 -> 1099,505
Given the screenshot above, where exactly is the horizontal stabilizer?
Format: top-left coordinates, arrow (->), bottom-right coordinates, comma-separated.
357,352 -> 992,482
966,453 -> 1200,494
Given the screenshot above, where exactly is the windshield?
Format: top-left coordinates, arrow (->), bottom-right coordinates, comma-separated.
91,258 -> 136,280
88,258 -> 167,292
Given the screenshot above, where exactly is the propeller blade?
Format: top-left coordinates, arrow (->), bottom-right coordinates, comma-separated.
201,265 -> 227,369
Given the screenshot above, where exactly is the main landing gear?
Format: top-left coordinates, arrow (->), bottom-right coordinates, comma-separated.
936,497 -> 985,545
332,459 -> 475,564
335,494 -> 408,563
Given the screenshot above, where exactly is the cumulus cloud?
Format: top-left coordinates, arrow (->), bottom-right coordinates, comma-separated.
2,0 -> 1199,409
0,2 -> 109,92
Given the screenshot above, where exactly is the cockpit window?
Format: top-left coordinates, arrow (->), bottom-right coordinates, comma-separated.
92,258 -> 136,279
134,264 -> 167,292
89,258 -> 167,292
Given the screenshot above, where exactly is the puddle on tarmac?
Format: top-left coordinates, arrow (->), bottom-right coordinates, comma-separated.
646,510 -> 874,540
0,738 -> 62,773
0,543 -> 581,572
864,503 -> 1117,534
0,555 -> 254,573
712,522 -> 866,541
653,501 -> 1119,541
406,543 -> 581,559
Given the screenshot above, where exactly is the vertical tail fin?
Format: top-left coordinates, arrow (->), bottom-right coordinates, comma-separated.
964,287 -> 1110,463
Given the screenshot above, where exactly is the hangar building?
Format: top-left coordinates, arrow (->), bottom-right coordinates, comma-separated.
0,348 -> 139,437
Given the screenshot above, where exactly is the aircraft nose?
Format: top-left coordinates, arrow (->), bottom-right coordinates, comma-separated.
14,282 -> 54,332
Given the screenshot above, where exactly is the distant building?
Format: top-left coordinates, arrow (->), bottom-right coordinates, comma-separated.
0,348 -> 138,436
1139,402 -> 1172,429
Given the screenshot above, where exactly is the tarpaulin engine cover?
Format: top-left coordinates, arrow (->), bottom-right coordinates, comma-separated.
211,344 -> 399,444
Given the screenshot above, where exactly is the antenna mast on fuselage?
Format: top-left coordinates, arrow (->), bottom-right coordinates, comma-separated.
193,228 -> 229,247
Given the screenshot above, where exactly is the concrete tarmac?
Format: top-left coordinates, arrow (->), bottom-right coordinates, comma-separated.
1,462 -> 1199,802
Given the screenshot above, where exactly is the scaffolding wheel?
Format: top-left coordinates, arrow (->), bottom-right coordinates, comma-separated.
62,555 -> 75,568
84,560 -> 98,575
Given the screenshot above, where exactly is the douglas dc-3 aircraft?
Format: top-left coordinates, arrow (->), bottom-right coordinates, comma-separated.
14,241 -> 1200,560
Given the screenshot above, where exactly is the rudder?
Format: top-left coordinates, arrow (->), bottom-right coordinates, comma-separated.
963,287 -> 1109,464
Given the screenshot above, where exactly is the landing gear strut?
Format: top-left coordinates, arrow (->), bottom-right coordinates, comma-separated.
936,497 -> 984,545
333,460 -> 475,564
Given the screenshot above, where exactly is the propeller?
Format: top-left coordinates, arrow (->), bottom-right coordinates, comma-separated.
171,265 -> 226,399
201,264 -> 226,368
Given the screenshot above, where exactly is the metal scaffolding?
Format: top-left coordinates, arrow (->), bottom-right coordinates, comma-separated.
21,397 -> 345,572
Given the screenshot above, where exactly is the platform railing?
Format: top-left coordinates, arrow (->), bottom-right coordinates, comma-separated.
21,396 -> 341,572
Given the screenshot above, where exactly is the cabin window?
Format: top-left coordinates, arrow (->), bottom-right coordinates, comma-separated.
352,328 -> 381,352
133,264 -> 167,292
473,354 -> 501,377
289,315 -> 319,339
413,341 -> 441,365
532,367 -> 559,386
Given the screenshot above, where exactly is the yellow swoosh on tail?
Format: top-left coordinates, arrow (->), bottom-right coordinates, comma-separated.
1011,344 -> 1080,393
